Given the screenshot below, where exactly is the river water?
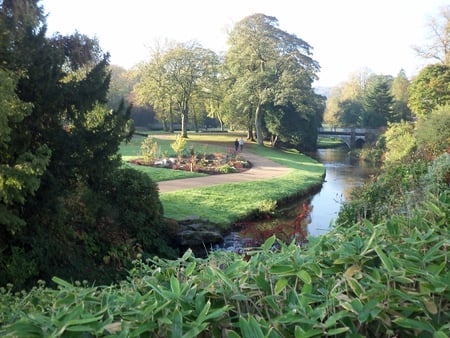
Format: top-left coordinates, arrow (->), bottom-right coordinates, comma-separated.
218,147 -> 377,251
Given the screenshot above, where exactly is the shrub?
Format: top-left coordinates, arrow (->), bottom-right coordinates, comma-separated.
217,163 -> 238,174
105,168 -> 176,257
171,134 -> 187,161
140,136 -> 160,164
422,152 -> 450,194
415,104 -> 450,158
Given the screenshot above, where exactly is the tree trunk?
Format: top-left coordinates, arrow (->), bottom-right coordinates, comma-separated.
169,106 -> 174,133
255,104 -> 263,145
181,109 -> 188,138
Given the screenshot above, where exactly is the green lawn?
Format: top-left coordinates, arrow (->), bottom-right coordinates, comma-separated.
120,132 -> 325,227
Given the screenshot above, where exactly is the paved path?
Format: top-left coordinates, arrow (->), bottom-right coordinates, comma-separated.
158,151 -> 291,193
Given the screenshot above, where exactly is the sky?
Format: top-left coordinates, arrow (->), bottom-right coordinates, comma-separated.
41,0 -> 447,88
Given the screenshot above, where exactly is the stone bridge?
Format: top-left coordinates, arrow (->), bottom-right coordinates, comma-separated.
318,127 -> 380,149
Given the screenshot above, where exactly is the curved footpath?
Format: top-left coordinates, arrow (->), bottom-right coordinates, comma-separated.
157,150 -> 292,193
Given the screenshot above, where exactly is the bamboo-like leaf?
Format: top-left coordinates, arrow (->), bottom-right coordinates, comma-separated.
171,309 -> 183,338
393,317 -> 434,332
183,323 -> 208,338
52,276 -> 74,289
185,261 -> 196,277
423,240 -> 446,263
170,276 -> 181,295
294,327 -> 323,338
326,327 -> 350,335
306,262 -> 322,277
262,235 -> 276,251
375,247 -> 394,272
360,227 -> 377,256
181,248 -> 193,260
239,316 -> 265,338
426,262 -> 446,275
196,300 -> 211,323
323,310 -> 351,329
275,278 -> 288,294
434,331 -> 449,338
344,265 -> 361,279
254,274 -> 270,293
297,270 -> 312,284
423,297 -> 438,314
358,298 -> 381,322
347,277 -> 364,297
269,265 -> 295,276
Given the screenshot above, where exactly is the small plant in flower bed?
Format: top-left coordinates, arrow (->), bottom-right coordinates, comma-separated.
136,136 -> 250,174
1,191 -> 448,337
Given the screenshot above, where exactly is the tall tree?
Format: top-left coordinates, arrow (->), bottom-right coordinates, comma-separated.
408,64 -> 450,118
413,5 -> 450,65
324,69 -> 371,127
225,13 -> 320,146
337,99 -> 364,127
132,41 -> 177,132
362,75 -> 393,128
390,69 -> 412,122
0,69 -> 51,237
135,41 -> 219,137
0,0 -> 135,287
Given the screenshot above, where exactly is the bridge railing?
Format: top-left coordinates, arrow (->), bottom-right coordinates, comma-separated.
318,127 -> 379,134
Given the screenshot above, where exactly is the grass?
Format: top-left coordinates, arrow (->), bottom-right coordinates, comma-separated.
120,132 -> 325,227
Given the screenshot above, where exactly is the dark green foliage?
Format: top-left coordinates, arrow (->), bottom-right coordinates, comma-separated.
362,75 -> 394,128
0,1 -> 174,288
1,187 -> 448,336
337,99 -> 364,127
408,64 -> 450,117
415,104 -> 450,158
102,168 -> 176,258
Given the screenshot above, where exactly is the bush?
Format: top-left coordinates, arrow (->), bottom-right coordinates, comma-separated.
104,167 -> 176,258
415,105 -> 450,158
422,152 -> 450,194
140,136 -> 161,164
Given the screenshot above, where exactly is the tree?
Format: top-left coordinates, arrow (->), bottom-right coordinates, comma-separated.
362,75 -> 393,128
0,69 -> 51,236
132,41 -> 177,132
408,64 -> 450,118
107,65 -> 133,109
323,69 -> 371,127
413,5 -> 450,65
225,13 -> 321,146
337,99 -> 364,127
390,69 -> 412,122
0,0 -> 137,287
135,41 -> 219,137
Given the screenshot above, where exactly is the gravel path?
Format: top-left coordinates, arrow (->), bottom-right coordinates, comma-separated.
158,150 -> 291,193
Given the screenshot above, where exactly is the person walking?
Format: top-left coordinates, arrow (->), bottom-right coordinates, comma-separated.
238,137 -> 244,152
234,138 -> 239,152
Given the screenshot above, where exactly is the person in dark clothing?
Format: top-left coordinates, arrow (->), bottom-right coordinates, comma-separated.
234,138 -> 239,152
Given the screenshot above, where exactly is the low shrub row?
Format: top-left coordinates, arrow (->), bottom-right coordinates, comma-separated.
1,187 -> 448,337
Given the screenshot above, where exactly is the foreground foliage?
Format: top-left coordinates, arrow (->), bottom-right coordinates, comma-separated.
1,186 -> 448,337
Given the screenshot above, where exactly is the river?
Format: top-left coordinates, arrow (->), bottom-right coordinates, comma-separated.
218,147 -> 377,251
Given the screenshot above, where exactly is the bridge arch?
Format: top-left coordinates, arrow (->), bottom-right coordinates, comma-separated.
354,137 -> 365,149
318,127 -> 379,150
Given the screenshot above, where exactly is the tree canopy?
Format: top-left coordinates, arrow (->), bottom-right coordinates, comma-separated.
225,14 -> 323,147
0,0 -> 160,288
408,64 -> 450,118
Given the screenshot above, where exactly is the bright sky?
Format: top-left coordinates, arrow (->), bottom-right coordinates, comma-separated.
41,0 -> 447,88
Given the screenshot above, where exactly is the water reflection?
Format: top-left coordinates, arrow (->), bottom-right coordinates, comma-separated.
218,148 -> 377,251
306,148 -> 377,236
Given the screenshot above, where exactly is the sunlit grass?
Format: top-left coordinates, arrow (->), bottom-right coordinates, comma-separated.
120,132 -> 325,226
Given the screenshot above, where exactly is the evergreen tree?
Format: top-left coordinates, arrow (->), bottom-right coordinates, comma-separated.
0,0 -> 139,287
362,75 -> 393,128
